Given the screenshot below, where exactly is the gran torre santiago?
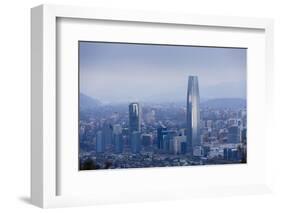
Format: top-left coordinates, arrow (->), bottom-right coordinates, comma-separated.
186,76 -> 201,155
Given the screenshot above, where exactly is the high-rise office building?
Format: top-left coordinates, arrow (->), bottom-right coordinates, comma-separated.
227,126 -> 241,144
129,103 -> 141,134
131,131 -> 141,153
96,130 -> 105,153
171,137 -> 182,155
113,124 -> 123,153
162,130 -> 177,153
129,103 -> 141,153
180,142 -> 187,154
173,135 -> 186,154
113,134 -> 123,153
102,123 -> 113,147
157,124 -> 167,150
186,76 -> 201,154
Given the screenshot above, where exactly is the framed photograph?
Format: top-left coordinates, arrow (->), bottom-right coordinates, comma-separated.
31,4 -> 274,208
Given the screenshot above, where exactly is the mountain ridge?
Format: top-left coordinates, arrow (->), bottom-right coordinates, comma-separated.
80,93 -> 246,109
80,93 -> 101,110
201,98 -> 246,109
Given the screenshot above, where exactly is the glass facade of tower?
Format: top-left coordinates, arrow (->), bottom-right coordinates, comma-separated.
186,76 -> 201,153
129,103 -> 141,134
131,131 -> 141,153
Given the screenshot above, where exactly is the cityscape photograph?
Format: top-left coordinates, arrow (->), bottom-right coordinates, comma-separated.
79,41 -> 247,170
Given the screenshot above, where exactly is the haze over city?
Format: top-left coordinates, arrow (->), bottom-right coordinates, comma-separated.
79,42 -> 247,104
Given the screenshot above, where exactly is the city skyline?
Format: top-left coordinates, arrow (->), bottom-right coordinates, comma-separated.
80,42 -> 247,104
79,76 -> 247,169
79,42 -> 247,170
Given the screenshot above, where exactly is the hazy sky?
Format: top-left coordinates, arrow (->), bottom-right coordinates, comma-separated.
79,42 -> 246,104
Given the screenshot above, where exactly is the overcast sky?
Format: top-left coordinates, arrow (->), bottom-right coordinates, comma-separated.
79,41 -> 246,104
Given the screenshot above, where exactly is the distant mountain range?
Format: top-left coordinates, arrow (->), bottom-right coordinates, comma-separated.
80,93 -> 101,110
201,98 -> 246,109
80,93 -> 246,110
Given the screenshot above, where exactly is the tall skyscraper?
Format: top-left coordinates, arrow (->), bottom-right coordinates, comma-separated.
129,103 -> 141,134
102,123 -> 113,148
113,134 -> 123,154
113,124 -> 123,153
131,131 -> 141,153
96,130 -> 105,153
129,103 -> 141,153
157,124 -> 167,150
186,76 -> 201,154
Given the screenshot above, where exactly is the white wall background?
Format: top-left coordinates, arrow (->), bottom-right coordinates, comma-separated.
0,0 -> 280,212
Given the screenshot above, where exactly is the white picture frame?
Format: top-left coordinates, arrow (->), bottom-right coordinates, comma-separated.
31,4 -> 274,208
